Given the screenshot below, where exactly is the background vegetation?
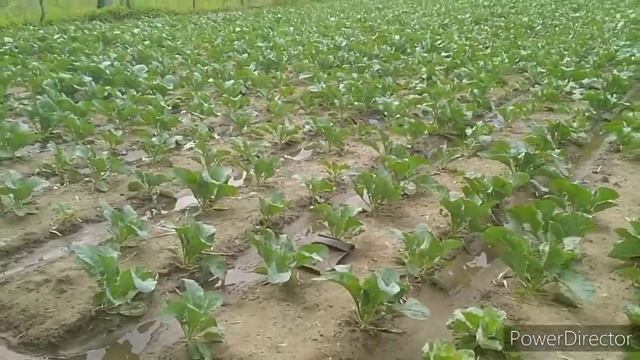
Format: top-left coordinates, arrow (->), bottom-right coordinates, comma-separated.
0,0 -> 278,25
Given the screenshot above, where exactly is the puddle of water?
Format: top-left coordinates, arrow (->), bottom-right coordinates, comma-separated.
371,258 -> 508,360
65,321 -> 160,360
571,132 -> 605,178
0,222 -> 109,279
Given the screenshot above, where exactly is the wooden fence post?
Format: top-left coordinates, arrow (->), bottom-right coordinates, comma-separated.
38,0 -> 46,24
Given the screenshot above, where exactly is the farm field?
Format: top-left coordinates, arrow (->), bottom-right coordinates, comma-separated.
0,0 -> 638,359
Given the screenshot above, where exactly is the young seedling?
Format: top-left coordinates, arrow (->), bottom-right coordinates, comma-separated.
312,203 -> 363,240
506,199 -> 596,243
461,173 -> 527,207
0,120 -> 38,160
446,306 -> 506,353
479,140 -> 568,181
255,120 -> 302,148
61,114 -> 95,143
390,117 -> 429,149
321,160 -> 349,183
421,340 -> 475,360
352,168 -> 402,214
604,111 -> 640,155
101,128 -> 124,153
164,279 -> 223,360
127,170 -> 172,203
174,221 -> 227,280
26,95 -> 61,140
382,154 -> 443,195
428,145 -> 463,171
251,228 -> 328,284
609,218 -> 640,286
53,202 -> 80,229
231,138 -> 258,163
315,265 -> 429,330
259,191 -> 287,225
140,131 -> 181,164
545,178 -> 619,214
483,226 -> 594,302
75,145 -> 123,192
173,166 -> 238,213
72,243 -> 157,314
0,170 -> 49,216
228,110 -> 256,135
304,176 -> 336,202
39,142 -> 78,184
249,155 -> 280,186
310,117 -> 349,152
440,195 -> 493,239
103,204 -> 149,247
392,224 -> 462,278
625,304 -> 640,327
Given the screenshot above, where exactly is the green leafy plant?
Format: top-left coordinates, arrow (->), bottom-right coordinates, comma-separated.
608,219 -> 640,287
191,143 -> 230,169
228,110 -> 256,135
309,117 -> 349,152
248,155 -> 280,186
256,121 -> 301,147
610,218 -> 640,263
259,191 -> 287,224
421,340 -> 475,360
391,117 -> 429,149
101,128 -> 124,153
392,224 -> 462,278
312,203 -> 363,240
360,128 -> 409,158
127,170 -> 172,202
315,265 -> 429,328
164,279 -> 223,360
251,228 -> 328,284
321,160 -> 349,183
446,306 -> 506,352
440,195 -> 493,238
75,145 -> 123,192
506,199 -> 596,243
625,304 -> 640,327
525,122 -> 573,151
0,170 -> 49,216
175,221 -> 227,280
230,138 -> 265,164
72,243 -> 156,311
304,176 -> 336,202
461,173 -> 526,207
53,202 -> 79,226
103,204 -> 149,246
483,226 -> 594,301
429,145 -> 463,171
61,114 -> 95,143
140,131 -> 181,164
545,178 -> 619,214
479,140 -> 568,180
0,120 -> 38,160
604,111 -> 640,155
382,154 -> 442,195
174,166 -> 238,212
352,168 -> 402,214
40,142 -> 78,184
